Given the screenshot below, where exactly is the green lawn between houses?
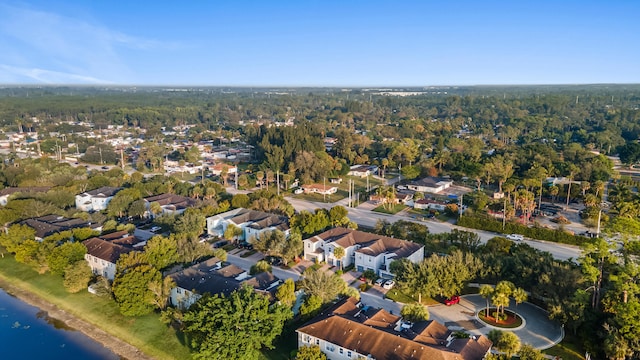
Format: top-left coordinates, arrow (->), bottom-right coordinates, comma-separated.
0,255 -> 191,360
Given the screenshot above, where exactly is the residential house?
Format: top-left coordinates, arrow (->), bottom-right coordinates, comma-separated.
407,177 -> 454,194
301,184 -> 338,195
206,208 -> 290,242
303,227 -> 424,277
297,297 -> 492,360
143,193 -> 198,217
369,192 -> 413,206
347,165 -> 371,178
83,237 -> 134,280
21,215 -> 100,241
210,163 -> 238,176
413,198 -> 447,211
0,187 -> 50,206
169,257 -> 280,309
75,186 -> 120,212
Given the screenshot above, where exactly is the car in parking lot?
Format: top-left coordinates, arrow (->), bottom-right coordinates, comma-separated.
445,295 -> 460,306
375,278 -> 385,286
506,234 -> 524,241
150,226 -> 162,233
382,279 -> 395,289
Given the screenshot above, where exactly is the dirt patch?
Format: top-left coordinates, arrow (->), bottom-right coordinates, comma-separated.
0,279 -> 155,360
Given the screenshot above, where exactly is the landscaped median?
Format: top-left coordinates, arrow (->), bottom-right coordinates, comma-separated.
0,255 -> 191,360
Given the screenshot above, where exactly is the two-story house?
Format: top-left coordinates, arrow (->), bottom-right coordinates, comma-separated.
169,257 -> 280,309
83,237 -> 134,280
82,231 -> 145,280
206,208 -> 290,243
75,186 -> 121,212
303,227 -> 424,278
297,297 -> 492,360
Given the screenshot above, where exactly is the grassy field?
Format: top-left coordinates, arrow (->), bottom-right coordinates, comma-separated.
372,203 -> 407,214
384,288 -> 439,305
0,255 -> 192,360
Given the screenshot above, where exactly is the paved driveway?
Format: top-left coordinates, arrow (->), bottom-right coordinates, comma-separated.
428,294 -> 563,350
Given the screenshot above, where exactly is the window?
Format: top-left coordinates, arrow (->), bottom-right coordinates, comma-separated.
348,351 -> 352,357
177,288 -> 182,294
340,348 -> 344,355
316,339 -> 320,345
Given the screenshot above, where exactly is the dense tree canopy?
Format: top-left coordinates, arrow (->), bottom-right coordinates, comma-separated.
182,285 -> 292,360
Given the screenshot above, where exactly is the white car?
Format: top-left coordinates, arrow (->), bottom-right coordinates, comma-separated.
383,280 -> 395,289
294,188 -> 304,195
506,234 -> 524,241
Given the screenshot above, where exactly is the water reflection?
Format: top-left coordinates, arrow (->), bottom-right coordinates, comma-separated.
36,310 -> 74,331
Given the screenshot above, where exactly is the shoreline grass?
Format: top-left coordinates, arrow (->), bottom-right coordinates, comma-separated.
0,255 -> 191,360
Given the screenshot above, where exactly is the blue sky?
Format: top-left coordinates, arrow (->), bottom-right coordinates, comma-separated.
0,0 -> 638,86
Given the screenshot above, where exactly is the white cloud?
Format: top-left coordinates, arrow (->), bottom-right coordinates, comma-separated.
0,3 -> 167,84
0,64 -> 112,84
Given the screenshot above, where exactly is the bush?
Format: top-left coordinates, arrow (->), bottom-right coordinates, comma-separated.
457,214 -> 592,246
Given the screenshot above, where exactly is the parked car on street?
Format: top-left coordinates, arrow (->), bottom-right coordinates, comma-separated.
506,234 -> 524,241
445,295 -> 460,306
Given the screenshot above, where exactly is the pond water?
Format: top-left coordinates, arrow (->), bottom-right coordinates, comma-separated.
0,288 -> 121,359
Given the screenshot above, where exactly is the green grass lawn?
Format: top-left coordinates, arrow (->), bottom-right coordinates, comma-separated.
372,203 -> 407,214
0,256 -> 192,360
385,288 -> 439,305
544,333 -> 585,360
293,189 -> 347,203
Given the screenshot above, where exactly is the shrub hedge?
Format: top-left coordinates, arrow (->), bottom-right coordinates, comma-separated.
457,214 -> 592,246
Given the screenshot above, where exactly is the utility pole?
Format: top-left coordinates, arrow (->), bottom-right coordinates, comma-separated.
120,147 -> 125,170
277,170 -> 280,196
323,177 -> 326,203
99,147 -> 103,165
503,197 -> 507,230
235,167 -> 238,190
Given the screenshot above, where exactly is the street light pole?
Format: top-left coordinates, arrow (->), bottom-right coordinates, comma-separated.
596,208 -> 602,238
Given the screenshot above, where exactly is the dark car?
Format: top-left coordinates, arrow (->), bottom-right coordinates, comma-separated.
445,295 -> 460,306
213,240 -> 229,248
265,256 -> 283,266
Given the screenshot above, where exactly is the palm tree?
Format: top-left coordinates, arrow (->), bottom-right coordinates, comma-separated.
512,287 -> 528,308
491,292 -> 510,320
256,171 -> 264,190
565,165 -> 579,210
479,285 -> 494,317
149,202 -> 163,218
549,185 -> 559,204
333,247 -> 345,270
381,158 -> 389,178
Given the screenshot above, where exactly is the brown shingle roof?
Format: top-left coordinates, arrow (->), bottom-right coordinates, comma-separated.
85,186 -> 120,198
228,209 -> 289,232
83,237 -> 134,264
312,227 -> 423,258
297,298 -> 492,360
144,193 -> 198,210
